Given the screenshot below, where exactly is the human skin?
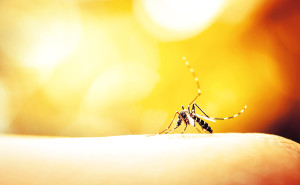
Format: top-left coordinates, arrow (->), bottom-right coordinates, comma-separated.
0,133 -> 299,185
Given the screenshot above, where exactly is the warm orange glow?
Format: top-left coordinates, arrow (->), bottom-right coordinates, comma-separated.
0,0 -> 298,140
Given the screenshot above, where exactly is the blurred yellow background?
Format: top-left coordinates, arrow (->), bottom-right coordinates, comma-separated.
0,0 -> 299,141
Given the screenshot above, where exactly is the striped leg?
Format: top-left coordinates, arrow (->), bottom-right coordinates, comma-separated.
188,94 -> 201,109
182,57 -> 202,108
194,126 -> 203,133
206,106 -> 247,120
157,112 -> 179,134
181,124 -> 188,134
165,124 -> 180,134
165,113 -> 187,134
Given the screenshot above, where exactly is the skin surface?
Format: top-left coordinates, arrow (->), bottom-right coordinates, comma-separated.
0,133 -> 299,185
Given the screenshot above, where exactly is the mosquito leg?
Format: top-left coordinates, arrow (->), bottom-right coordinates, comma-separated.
182,57 -> 202,107
157,111 -> 179,134
209,106 -> 247,120
194,103 -> 210,118
194,126 -> 202,133
181,124 -> 188,134
165,124 -> 180,134
188,94 -> 200,109
165,112 -> 187,134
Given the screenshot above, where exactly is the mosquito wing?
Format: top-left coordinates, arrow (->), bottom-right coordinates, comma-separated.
196,114 -> 216,122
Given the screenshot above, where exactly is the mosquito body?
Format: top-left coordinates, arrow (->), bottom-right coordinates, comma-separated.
170,105 -> 213,134
158,57 -> 247,134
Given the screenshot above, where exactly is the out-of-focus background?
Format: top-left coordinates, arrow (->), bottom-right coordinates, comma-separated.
0,0 -> 299,142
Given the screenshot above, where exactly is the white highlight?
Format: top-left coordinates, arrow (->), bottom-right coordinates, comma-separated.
182,56 -> 186,60
198,89 -> 201,94
195,77 -> 198,81
190,68 -> 194,72
185,61 -> 189,66
134,0 -> 227,41
188,114 -> 195,126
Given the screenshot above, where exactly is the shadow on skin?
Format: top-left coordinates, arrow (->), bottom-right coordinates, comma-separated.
0,133 -> 299,185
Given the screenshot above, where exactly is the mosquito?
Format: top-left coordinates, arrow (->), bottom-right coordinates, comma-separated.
158,57 -> 247,134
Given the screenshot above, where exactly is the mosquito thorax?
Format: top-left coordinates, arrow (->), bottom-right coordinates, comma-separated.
179,110 -> 188,118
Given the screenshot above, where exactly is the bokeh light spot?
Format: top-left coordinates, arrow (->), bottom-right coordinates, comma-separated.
134,0 -> 226,41
0,0 -> 81,73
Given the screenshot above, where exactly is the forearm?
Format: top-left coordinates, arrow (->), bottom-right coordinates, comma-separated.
0,133 -> 299,185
